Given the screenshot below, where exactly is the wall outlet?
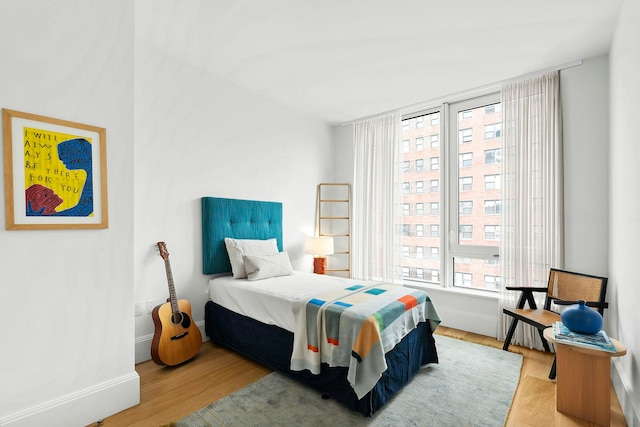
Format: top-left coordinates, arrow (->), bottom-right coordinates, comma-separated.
134,303 -> 144,316
146,300 -> 156,313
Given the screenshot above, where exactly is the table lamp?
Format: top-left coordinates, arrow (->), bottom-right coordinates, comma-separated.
305,236 -> 334,274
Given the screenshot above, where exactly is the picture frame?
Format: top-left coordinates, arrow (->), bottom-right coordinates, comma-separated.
3,109 -> 108,230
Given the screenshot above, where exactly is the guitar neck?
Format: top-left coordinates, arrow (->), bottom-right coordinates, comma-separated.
163,258 -> 180,315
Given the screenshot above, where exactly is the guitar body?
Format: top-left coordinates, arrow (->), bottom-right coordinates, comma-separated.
151,242 -> 202,366
151,299 -> 202,366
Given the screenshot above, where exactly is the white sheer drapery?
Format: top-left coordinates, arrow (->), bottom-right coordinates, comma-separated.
498,71 -> 564,349
351,113 -> 402,283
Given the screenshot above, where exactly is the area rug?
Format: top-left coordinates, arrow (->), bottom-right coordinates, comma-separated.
173,335 -> 522,427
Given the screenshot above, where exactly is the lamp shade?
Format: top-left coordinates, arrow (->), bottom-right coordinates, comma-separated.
305,236 -> 334,256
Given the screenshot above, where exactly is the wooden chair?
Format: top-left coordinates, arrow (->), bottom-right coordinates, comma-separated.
502,268 -> 608,379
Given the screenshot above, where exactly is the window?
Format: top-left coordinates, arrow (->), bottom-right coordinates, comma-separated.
403,203 -> 410,215
460,176 -> 473,191
416,116 -> 424,128
416,181 -> 424,193
400,94 -> 501,291
402,161 -> 410,173
484,123 -> 502,139
484,174 -> 500,190
403,139 -> 410,152
484,200 -> 501,215
459,201 -> 473,215
485,148 -> 501,164
430,157 -> 439,170
429,134 -> 439,147
459,225 -> 473,240
460,152 -> 473,167
459,128 -> 473,143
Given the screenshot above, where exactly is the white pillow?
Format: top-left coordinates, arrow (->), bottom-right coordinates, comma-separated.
243,251 -> 293,281
224,237 -> 279,278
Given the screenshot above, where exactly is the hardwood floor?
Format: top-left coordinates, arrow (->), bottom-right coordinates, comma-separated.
94,327 -> 627,426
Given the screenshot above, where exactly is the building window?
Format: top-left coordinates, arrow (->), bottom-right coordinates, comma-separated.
459,128 -> 473,143
430,157 -> 439,170
403,182 -> 410,194
484,174 -> 501,190
459,225 -> 473,240
402,161 -> 410,173
416,203 -> 424,215
403,139 -> 410,152
403,203 -> 410,215
459,201 -> 473,215
430,202 -> 439,215
402,224 -> 410,236
430,179 -> 439,193
402,246 -> 410,258
416,116 -> 424,128
460,176 -> 473,191
485,148 -> 501,164
430,224 -> 439,237
430,134 -> 439,147
460,152 -> 473,167
416,224 -> 424,237
484,200 -> 501,215
416,246 -> 424,259
416,159 -> 424,172
416,181 -> 424,193
484,225 -> 500,240
484,123 -> 502,139
415,137 -> 424,150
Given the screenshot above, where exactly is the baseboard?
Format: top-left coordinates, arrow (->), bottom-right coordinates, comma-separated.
612,359 -> 640,427
0,371 -> 139,427
135,321 -> 207,364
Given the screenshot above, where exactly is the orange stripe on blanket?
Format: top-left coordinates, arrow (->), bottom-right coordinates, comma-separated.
352,316 -> 381,362
398,294 -> 418,310
307,344 -> 319,352
327,337 -> 339,346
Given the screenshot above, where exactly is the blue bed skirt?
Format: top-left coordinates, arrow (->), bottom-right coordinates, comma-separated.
204,300 -> 439,416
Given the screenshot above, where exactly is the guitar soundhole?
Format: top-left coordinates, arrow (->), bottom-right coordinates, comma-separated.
171,311 -> 192,329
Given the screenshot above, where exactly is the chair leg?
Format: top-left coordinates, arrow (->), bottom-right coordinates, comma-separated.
549,357 -> 556,380
503,318 -> 519,351
537,328 -> 551,352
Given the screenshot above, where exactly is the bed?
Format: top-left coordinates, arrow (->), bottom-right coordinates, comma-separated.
201,196 -> 441,416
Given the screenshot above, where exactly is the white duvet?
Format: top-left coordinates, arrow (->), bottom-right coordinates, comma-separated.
208,271 -> 378,332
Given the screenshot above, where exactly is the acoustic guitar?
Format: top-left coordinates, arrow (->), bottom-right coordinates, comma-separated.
151,242 -> 202,366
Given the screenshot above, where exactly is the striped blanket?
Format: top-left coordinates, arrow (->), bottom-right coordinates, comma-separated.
290,283 -> 441,399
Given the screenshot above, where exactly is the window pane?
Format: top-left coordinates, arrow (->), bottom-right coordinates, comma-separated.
453,257 -> 501,291
457,102 -> 502,249
400,110 -> 441,285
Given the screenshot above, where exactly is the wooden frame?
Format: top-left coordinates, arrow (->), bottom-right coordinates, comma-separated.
3,109 -> 108,230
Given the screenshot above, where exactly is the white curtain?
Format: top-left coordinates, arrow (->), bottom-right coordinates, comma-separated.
498,71 -> 564,349
351,113 -> 402,283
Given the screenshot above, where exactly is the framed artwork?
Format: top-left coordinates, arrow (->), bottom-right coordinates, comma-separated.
3,109 -> 108,230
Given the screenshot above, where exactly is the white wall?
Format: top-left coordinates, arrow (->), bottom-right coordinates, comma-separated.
0,1 -> 139,426
132,28 -> 335,362
609,0 -> 640,425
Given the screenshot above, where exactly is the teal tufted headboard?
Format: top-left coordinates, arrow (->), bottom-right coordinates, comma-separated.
201,197 -> 283,275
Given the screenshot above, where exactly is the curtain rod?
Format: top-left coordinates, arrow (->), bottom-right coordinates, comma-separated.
340,59 -> 583,127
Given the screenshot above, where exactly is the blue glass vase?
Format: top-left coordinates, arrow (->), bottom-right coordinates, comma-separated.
561,300 -> 603,334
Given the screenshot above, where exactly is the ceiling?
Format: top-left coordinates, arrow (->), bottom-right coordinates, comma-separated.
138,0 -> 623,124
